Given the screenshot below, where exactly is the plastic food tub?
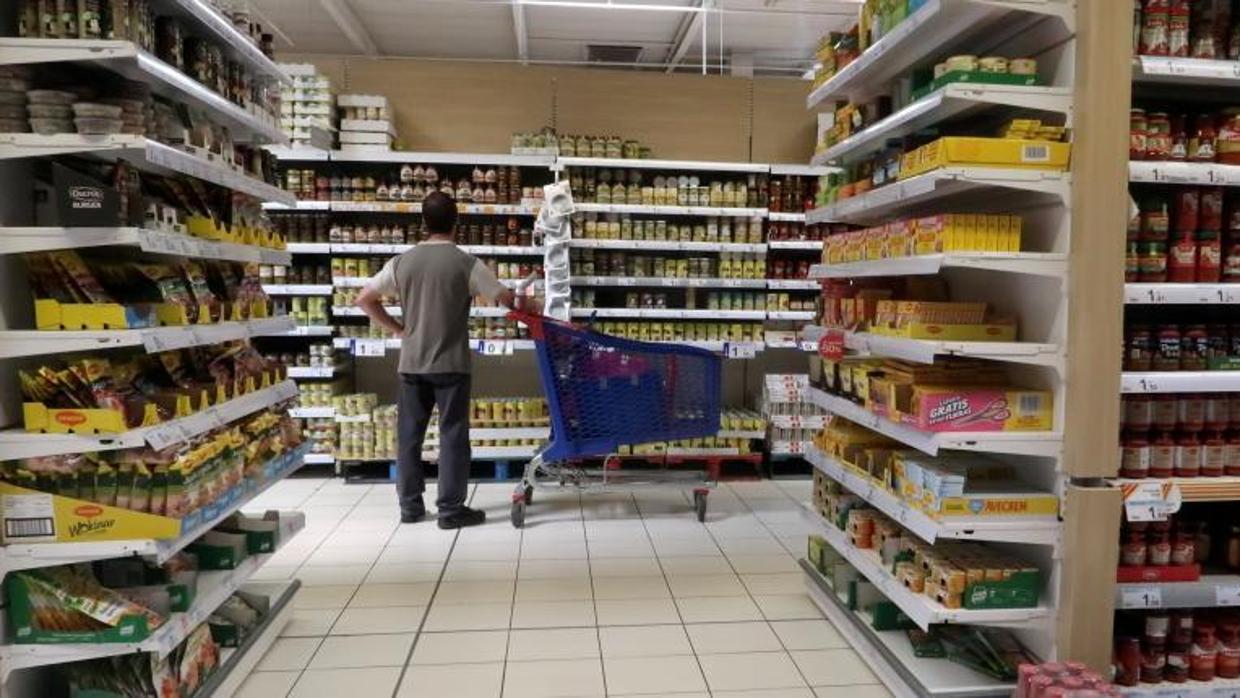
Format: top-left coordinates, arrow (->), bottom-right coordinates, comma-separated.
27,104 -> 71,119
26,90 -> 76,106
0,78 -> 29,92
74,117 -> 122,134
30,118 -> 75,135
0,104 -> 27,119
0,91 -> 27,106
72,102 -> 124,119
0,118 -> 30,133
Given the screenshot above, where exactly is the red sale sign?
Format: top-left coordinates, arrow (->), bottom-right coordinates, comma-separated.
818,329 -> 845,361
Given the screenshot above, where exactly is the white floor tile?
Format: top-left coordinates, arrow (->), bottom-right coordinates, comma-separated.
503,658 -> 606,698
423,601 -> 513,631
587,540 -> 656,558
234,670 -> 299,698
770,620 -> 849,651
397,662 -> 504,698
378,545 -> 451,564
593,575 -> 670,600
589,557 -> 663,577
675,596 -> 763,623
295,585 -> 357,610
411,629 -> 508,665
451,541 -> 522,561
507,627 -> 600,661
741,573 -> 805,595
754,594 -> 822,621
791,649 -> 879,686
686,621 -> 783,654
296,564 -> 372,587
256,637 -> 321,671
435,579 -> 516,604
365,562 -> 445,584
520,541 -> 589,560
604,655 -> 708,695
598,624 -> 693,658
281,608 -> 341,638
515,575 -> 594,601
659,556 -> 734,576
698,652 -> 807,691
716,688 -> 816,697
330,606 -> 426,635
517,559 -> 591,579
595,598 -> 682,626
653,538 -> 724,557
302,547 -> 381,566
442,560 -> 519,581
309,632 -> 416,668
289,666 -> 402,698
813,685 -> 893,698
511,599 -> 596,628
667,574 -> 748,598
348,582 -> 435,608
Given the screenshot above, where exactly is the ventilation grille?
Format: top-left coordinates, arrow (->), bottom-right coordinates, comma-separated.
586,44 -> 644,65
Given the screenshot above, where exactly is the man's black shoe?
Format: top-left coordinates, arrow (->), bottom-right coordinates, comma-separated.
401,510 -> 425,524
438,507 -> 486,529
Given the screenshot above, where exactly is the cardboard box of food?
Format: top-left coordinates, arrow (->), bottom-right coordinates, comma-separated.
901,137 -> 1071,179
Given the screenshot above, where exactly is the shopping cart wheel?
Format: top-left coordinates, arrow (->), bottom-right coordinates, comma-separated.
511,499 -> 526,528
523,485 -> 534,505
693,489 -> 708,523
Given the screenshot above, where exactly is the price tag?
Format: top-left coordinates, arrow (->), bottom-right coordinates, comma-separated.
479,340 -> 510,356
1120,586 -> 1163,609
1211,687 -> 1240,698
616,278 -> 637,287
353,339 -> 386,357
818,329 -> 846,361
142,330 -> 169,353
724,343 -> 757,359
1121,481 -> 1183,522
1217,585 -> 1240,606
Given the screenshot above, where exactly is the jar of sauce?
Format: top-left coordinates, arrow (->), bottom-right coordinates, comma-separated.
1228,525 -> 1240,568
1147,112 -> 1174,159
1219,622 -> 1240,678
1154,395 -> 1179,430
1191,622 -> 1219,681
1180,394 -> 1207,431
1122,432 -> 1152,479
1127,325 -> 1155,371
1116,636 -> 1142,686
1122,529 -> 1149,566
1175,431 -> 1202,477
1143,637 -> 1168,683
1152,431 -> 1177,477
1204,431 -> 1227,476
1149,522 -> 1174,565
1182,326 -> 1210,370
1171,530 -> 1196,565
1227,431 -> 1240,475
1193,114 -> 1219,162
1154,324 -> 1182,370
1168,232 -> 1198,282
1127,395 -> 1155,430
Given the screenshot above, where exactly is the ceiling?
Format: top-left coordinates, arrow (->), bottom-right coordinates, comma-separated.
251,0 -> 860,77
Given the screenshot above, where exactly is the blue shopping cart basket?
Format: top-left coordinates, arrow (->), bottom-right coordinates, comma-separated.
507,311 -> 723,526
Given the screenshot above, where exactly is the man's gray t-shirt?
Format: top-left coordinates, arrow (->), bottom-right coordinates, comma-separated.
366,240 -> 508,374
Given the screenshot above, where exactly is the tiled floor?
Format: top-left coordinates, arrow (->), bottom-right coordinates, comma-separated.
237,477 -> 890,698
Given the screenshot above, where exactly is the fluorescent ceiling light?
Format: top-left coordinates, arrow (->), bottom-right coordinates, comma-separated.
518,1 -> 707,12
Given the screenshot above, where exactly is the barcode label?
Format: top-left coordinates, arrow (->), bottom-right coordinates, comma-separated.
1018,394 -> 1043,416
6,518 -> 54,539
1021,144 -> 1050,163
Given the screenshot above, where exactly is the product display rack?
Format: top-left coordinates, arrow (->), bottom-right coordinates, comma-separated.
793,1 -> 1119,693
0,7 -> 305,693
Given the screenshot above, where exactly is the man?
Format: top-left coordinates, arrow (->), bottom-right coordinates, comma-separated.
356,191 -> 520,529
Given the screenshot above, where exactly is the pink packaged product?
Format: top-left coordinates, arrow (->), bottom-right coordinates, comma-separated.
900,386 -> 1054,433
1014,662 -> 1120,698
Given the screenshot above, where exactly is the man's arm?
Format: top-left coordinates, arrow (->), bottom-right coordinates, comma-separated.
357,259 -> 405,335
470,259 -> 523,310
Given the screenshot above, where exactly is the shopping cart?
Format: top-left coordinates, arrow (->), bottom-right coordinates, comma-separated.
507,311 -> 723,528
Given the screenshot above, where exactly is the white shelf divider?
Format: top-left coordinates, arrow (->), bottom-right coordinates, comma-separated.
801,325 -> 1062,369
0,227 -> 289,265
555,156 -> 769,173
807,444 -> 1060,546
809,253 -> 1068,280
571,308 -> 768,320
569,239 -> 766,253
1129,160 -> 1240,186
1115,574 -> 1240,610
1132,55 -> 1240,87
0,316 -> 296,359
574,203 -> 767,218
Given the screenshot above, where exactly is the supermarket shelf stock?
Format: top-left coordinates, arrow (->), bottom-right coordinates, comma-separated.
807,444 -> 1060,546
809,252 -> 1068,279
0,227 -> 291,265
0,316 -> 296,359
0,380 -> 299,461
808,387 -> 1062,457
189,580 -> 299,697
164,0 -> 289,83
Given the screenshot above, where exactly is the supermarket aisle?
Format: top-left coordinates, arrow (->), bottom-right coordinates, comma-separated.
236,477 -> 890,698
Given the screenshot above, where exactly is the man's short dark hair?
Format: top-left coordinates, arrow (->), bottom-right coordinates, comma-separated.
423,191 -> 458,235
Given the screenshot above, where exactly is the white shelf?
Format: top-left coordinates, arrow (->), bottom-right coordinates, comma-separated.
459,245 -> 546,255
1125,283 -> 1240,304
0,513 -> 305,677
808,387 -> 1062,458
0,445 -> 307,575
285,325 -> 335,336
330,201 -> 541,215
574,203 -> 767,218
1116,574 -> 1240,610
264,146 -> 331,162
0,225 -> 295,264
801,503 -> 1052,630
1121,371 -> 1240,394
163,0 -> 289,83
810,252 -> 1068,279
569,239 -> 766,252
768,414 -> 828,430
0,39 -> 284,144
189,580 -> 299,697
804,0 -> 1072,106
766,279 -> 820,290
1109,476 -> 1240,503
570,276 -> 767,289
801,561 -> 1017,698
330,151 -> 556,167
813,84 -> 1073,166
1133,55 -> 1240,87
718,430 -> 766,440
304,453 -> 336,464
803,326 -> 1063,368
1116,677 -> 1240,698
1130,160 -> 1240,186
767,212 -> 808,222
769,164 -> 833,177
0,316 -> 296,360
286,242 -> 332,254
806,168 -> 1070,226
332,277 -> 370,288
286,366 -> 338,379
767,240 -> 823,251
0,134 -> 296,205
0,380 -> 299,461
264,201 -> 331,212
263,284 -> 333,296
807,445 -> 1059,546
767,311 -> 816,322
770,440 -> 813,456
555,156 -> 768,173
571,308 -> 768,320
290,406 -> 336,419
468,427 -> 550,440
